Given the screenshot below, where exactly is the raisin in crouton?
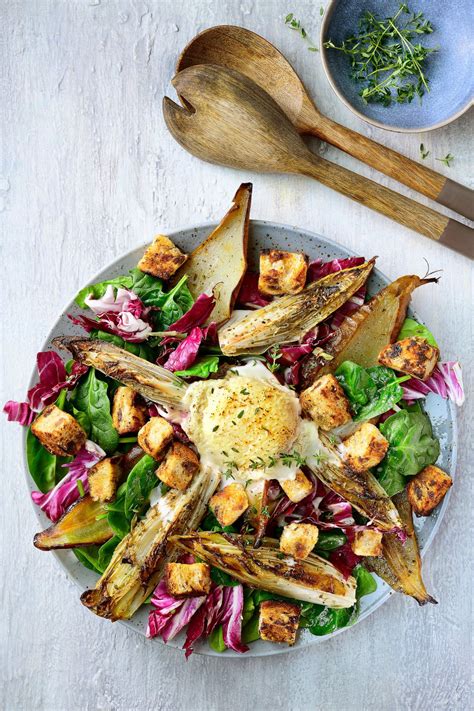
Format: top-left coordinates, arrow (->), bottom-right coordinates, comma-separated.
280,470 -> 313,503
300,374 -> 352,431
259,600 -> 301,645
343,423 -> 389,473
280,523 -> 319,560
209,483 -> 249,527
351,529 -> 383,557
258,249 -> 308,296
31,404 -> 86,457
137,234 -> 187,280
156,442 -> 199,490
112,386 -> 148,435
378,336 -> 439,381
165,562 -> 211,598
88,457 -> 122,503
137,416 -> 173,460
407,465 -> 452,516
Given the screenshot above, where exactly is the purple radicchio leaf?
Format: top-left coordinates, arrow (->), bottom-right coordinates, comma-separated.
168,293 -> 216,332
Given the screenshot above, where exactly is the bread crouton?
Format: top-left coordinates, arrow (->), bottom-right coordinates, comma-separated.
137,416 -> 173,460
259,600 -> 301,645
137,234 -> 187,280
407,465 -> 452,516
378,336 -> 439,381
280,523 -> 319,560
112,386 -> 148,435
165,562 -> 211,598
258,249 -> 308,296
300,374 -> 352,431
209,482 -> 249,527
31,404 -> 87,456
280,470 -> 313,503
156,442 -> 200,490
88,457 -> 122,502
343,423 -> 389,472
351,529 -> 383,557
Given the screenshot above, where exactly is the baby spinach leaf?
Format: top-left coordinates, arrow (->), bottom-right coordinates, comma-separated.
209,625 -> 227,653
336,361 -> 376,409
154,275 -> 195,330
242,615 -> 260,644
98,535 -> 121,571
315,531 -> 347,551
210,567 -> 240,587
71,369 -> 119,454
353,564 -> 377,599
73,546 -> 102,574
72,406 -> 91,437
129,269 -> 165,307
376,410 -> 440,496
398,317 -> 438,348
175,355 -> 220,378
124,454 -> 159,518
75,275 -> 134,309
26,429 -> 57,493
336,361 -> 407,422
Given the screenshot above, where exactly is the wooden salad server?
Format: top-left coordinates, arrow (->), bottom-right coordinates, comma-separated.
163,64 -> 473,258
177,25 -> 474,222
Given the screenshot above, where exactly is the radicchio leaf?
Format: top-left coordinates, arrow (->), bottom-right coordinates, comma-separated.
31,440 -> 105,521
402,362 -> 464,406
307,257 -> 365,282
163,327 -> 203,372
3,400 -> 35,426
236,271 -> 270,308
220,585 -> 248,654
168,293 -> 216,332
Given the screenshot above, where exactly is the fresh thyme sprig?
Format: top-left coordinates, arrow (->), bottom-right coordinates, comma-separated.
436,153 -> 454,167
285,13 -> 319,52
324,3 -> 437,107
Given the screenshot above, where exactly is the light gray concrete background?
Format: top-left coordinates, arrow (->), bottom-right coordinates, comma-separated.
1,1 -> 472,710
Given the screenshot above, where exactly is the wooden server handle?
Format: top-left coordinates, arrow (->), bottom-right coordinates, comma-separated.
297,154 -> 473,258
309,115 -> 474,221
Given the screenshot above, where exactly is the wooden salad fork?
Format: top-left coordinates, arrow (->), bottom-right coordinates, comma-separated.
163,64 -> 473,258
177,25 -> 474,222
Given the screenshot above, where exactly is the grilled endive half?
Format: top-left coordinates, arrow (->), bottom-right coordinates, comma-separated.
308,433 -> 404,532
80,469 -> 220,620
218,259 -> 375,356
54,337 -> 187,410
172,532 -> 357,608
366,491 -> 436,605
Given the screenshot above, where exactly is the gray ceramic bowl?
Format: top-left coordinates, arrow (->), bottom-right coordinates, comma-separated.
24,220 -> 457,657
321,0 -> 474,132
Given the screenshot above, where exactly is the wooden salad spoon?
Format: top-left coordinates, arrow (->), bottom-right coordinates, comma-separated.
163,64 -> 473,257
177,25 -> 474,222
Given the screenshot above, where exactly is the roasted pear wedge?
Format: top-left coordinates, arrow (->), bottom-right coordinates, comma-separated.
218,259 -> 375,356
308,433 -> 404,533
366,490 -> 436,605
34,496 -> 113,550
302,274 -> 437,387
172,532 -> 357,608
80,468 -> 219,620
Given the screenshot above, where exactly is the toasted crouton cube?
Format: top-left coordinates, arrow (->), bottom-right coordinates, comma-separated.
300,374 -> 352,430
378,336 -> 439,381
210,483 -> 249,527
137,234 -> 187,280
407,465 -> 452,516
31,404 -> 86,456
280,470 -> 313,503
280,523 -> 319,560
88,457 -> 122,503
351,529 -> 383,557
112,386 -> 148,435
165,562 -> 211,598
156,442 -> 199,490
343,423 -> 389,473
137,416 -> 173,460
258,249 -> 308,296
259,600 -> 301,645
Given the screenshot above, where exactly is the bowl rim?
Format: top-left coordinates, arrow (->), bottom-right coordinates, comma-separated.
22,218 -> 457,657
320,0 -> 474,134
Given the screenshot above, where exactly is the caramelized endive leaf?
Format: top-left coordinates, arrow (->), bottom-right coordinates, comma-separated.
307,433 -> 404,532
172,532 -> 356,608
366,490 -> 436,605
34,496 -> 112,550
218,259 -> 375,356
80,468 -> 220,620
302,275 -> 437,387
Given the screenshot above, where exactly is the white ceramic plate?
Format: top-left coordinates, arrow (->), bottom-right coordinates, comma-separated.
24,220 -> 457,657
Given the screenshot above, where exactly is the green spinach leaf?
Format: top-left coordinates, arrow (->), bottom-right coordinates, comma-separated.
209,625 -> 227,653
376,410 -> 440,496
98,535 -> 121,571
210,567 -> 240,587
336,361 -> 408,422
175,355 -> 220,378
26,428 -> 57,493
398,318 -> 438,348
315,531 -> 347,551
124,454 -> 159,518
71,369 -> 119,454
73,546 -> 102,574
354,564 -> 377,598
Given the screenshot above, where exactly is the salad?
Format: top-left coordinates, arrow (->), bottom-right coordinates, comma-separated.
5,183 -> 464,656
